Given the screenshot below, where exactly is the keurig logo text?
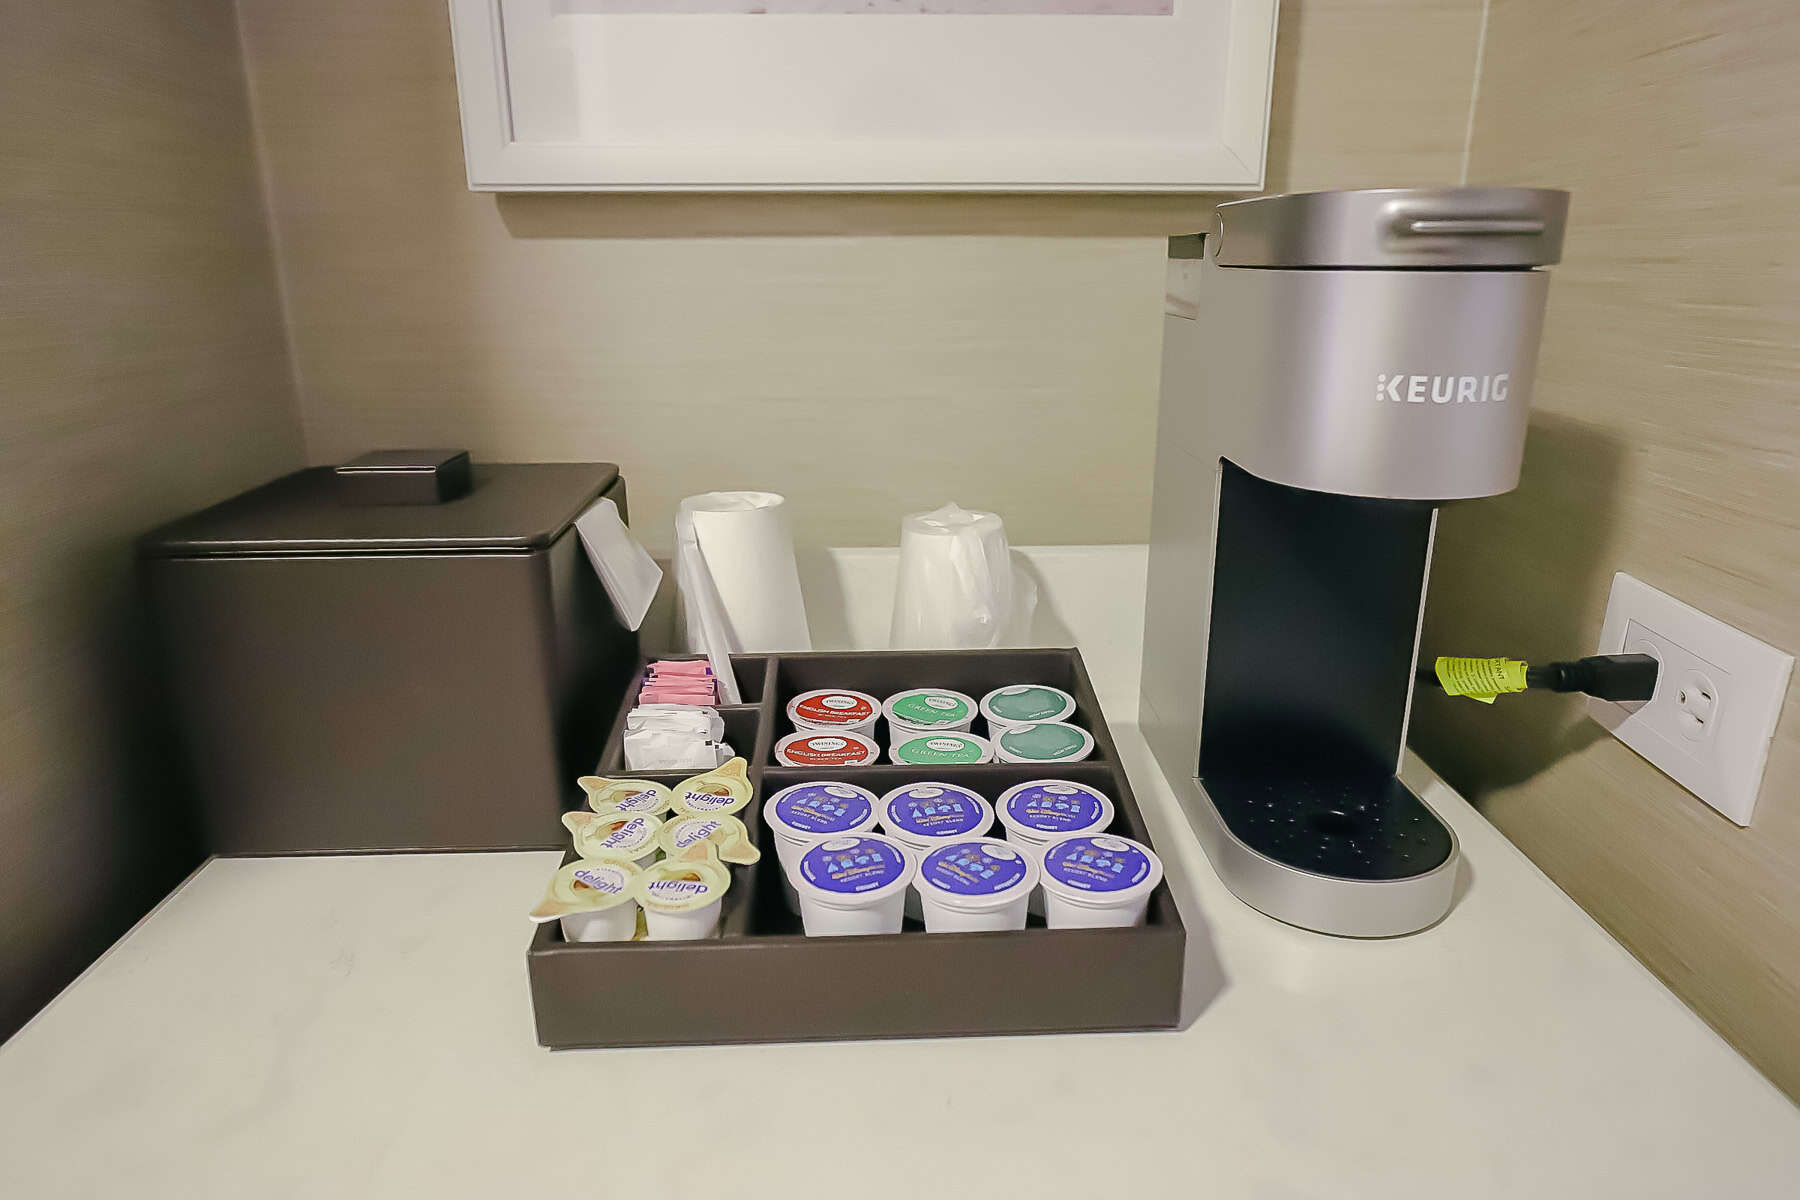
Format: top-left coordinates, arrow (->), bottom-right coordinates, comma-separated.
1377,373 -> 1510,404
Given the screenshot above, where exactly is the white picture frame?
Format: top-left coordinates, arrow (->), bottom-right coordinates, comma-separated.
448,0 -> 1277,192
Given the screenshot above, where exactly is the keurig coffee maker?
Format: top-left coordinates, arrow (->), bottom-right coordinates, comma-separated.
1140,187 -> 1569,936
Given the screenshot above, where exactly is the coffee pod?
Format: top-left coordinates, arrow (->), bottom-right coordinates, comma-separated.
996,778 -> 1116,916
877,782 -> 995,920
913,838 -> 1039,933
764,782 -> 882,915
1039,834 -> 1163,929
793,834 -> 916,937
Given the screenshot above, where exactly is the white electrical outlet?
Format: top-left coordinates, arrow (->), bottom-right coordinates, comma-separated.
1587,573 -> 1793,825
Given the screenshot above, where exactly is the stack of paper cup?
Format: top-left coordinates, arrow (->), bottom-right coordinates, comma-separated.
888,504 -> 1035,649
674,492 -> 810,703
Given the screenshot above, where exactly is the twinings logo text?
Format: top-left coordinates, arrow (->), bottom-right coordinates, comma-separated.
1377,373 -> 1510,405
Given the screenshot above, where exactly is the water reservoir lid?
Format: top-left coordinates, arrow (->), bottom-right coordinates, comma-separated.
1194,187 -> 1568,270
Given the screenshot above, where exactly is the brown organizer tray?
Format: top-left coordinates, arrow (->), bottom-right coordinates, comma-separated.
527,648 -> 1186,1048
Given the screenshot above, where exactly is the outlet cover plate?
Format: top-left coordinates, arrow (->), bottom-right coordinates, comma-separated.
1588,573 -> 1792,825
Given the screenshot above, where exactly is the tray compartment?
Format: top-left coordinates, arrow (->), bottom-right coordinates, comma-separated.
529,647 -> 1185,1049
593,655 -> 774,775
769,648 -> 1111,760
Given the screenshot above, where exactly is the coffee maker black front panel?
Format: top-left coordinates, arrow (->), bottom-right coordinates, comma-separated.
1198,460 -> 1454,882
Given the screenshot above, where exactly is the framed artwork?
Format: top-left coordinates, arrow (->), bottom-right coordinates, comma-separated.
448,0 -> 1277,191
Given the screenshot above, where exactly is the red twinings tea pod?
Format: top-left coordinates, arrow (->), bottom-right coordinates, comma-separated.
773,730 -> 881,768
787,688 -> 880,733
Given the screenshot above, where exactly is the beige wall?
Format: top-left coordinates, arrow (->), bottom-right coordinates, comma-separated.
234,0 -> 1485,552
0,2 -> 303,1037
1412,1 -> 1800,1098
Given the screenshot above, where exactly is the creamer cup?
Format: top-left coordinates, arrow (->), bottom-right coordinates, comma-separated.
658,812 -> 760,866
878,782 -> 995,920
889,732 -> 994,765
774,729 -> 881,768
996,779 -> 1115,915
992,721 -> 1095,765
668,758 -> 753,817
979,684 -> 1078,731
764,782 -> 881,915
562,810 -> 663,867
882,687 -> 978,738
576,776 -> 673,817
1039,833 -> 1163,929
638,858 -> 730,940
529,858 -> 642,943
787,688 -> 881,738
913,838 -> 1039,933
794,833 -> 916,937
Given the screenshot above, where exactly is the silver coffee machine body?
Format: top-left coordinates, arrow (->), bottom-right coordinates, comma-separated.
1140,187 -> 1568,936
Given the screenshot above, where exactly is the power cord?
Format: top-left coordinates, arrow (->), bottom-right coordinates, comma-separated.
1416,654 -> 1659,704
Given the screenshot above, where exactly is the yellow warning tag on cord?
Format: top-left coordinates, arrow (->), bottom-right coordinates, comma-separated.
1434,657 -> 1529,704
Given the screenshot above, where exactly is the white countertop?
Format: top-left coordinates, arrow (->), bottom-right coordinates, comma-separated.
1,727 -> 1796,1198
4,546 -> 1797,1196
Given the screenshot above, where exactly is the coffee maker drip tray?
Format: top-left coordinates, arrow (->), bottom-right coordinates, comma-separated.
1198,770 -> 1454,882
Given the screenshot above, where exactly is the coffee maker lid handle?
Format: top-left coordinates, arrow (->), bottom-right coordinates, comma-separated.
1208,186 -> 1568,270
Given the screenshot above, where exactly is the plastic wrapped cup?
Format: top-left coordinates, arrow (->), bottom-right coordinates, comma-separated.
992,721 -> 1095,766
529,859 -> 643,943
787,689 -> 881,738
913,838 -> 1039,933
794,834 -> 916,937
1039,834 -> 1163,929
996,779 -> 1116,916
764,782 -> 882,915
